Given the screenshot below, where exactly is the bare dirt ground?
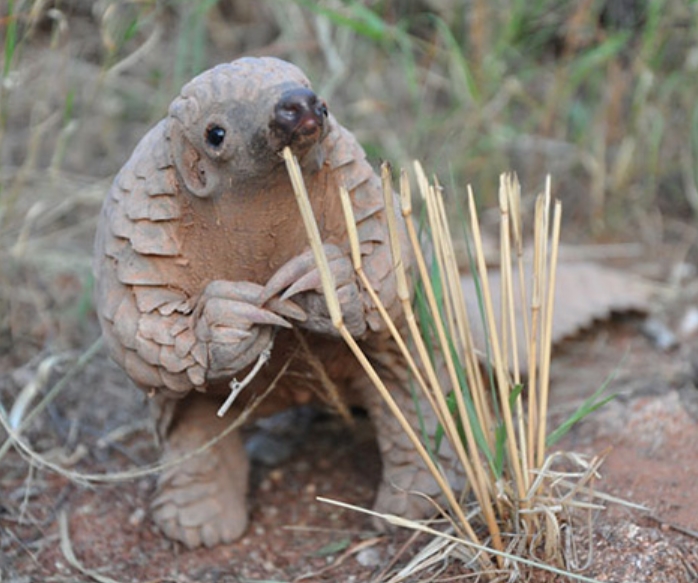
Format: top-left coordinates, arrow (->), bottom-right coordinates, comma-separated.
2,308 -> 698,582
2,2 -> 698,582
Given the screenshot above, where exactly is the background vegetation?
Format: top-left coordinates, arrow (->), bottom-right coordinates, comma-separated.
2,0 -> 697,365
1,2 -> 698,579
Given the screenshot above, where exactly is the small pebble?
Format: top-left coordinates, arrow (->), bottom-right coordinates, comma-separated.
128,507 -> 145,526
54,561 -> 68,572
268,469 -> 284,483
356,547 -> 382,568
623,522 -> 641,540
679,306 -> 698,338
641,317 -> 678,351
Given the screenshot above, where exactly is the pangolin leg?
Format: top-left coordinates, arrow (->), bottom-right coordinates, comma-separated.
149,393 -> 250,548
356,343 -> 466,526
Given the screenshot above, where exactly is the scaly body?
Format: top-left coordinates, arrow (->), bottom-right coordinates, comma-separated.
94,57 -> 460,549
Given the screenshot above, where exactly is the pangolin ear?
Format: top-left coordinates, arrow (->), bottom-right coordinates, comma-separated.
169,121 -> 221,199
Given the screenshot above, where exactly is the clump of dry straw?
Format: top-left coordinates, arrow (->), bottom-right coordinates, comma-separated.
283,147 -> 616,581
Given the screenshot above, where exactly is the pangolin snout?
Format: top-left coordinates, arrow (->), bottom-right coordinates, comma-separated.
273,88 -> 328,137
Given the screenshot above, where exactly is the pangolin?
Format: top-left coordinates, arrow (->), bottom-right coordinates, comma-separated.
94,57 -> 459,549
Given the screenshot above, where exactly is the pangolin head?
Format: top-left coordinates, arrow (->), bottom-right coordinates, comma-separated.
168,57 -> 330,198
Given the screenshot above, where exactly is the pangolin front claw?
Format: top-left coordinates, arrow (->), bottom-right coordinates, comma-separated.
260,245 -> 344,304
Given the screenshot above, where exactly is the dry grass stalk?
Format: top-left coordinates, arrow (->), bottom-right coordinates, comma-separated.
284,147 -> 610,581
283,147 -> 491,567
317,496 -> 604,583
59,510 -> 122,583
0,348 -> 295,484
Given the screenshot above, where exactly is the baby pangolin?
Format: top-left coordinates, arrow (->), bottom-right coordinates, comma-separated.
94,56 -> 459,548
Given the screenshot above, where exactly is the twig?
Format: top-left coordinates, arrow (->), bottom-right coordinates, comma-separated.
8,353 -> 71,429
104,22 -> 163,82
59,510 -> 122,583
372,529 -> 424,583
217,336 -> 274,417
293,537 -> 383,582
0,338 -> 104,463
0,353 -> 295,484
293,327 -> 353,425
317,497 -> 606,583
647,514 -> 698,539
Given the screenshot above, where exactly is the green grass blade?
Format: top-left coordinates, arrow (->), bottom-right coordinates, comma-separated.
3,0 -> 17,79
413,216 -> 496,470
291,0 -> 390,42
546,368 -> 620,448
430,15 -> 480,104
569,33 -> 631,89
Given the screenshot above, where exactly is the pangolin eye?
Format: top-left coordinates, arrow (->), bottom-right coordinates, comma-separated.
205,125 -> 226,147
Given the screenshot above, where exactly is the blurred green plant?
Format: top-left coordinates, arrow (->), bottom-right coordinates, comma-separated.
286,0 -> 697,237
1,0 -> 18,135
173,0 -> 221,91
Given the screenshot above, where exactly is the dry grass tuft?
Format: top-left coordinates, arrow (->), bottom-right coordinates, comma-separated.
283,146 -> 635,581
0,341 -> 292,486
